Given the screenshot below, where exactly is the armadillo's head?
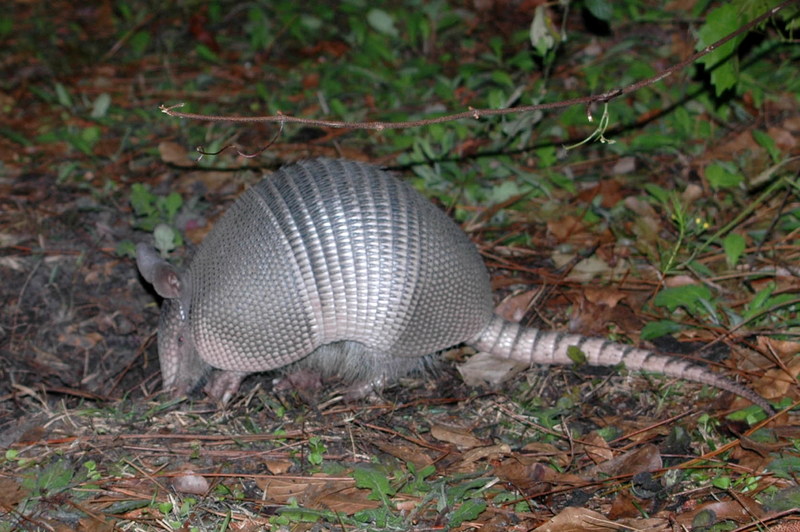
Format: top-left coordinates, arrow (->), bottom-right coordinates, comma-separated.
156,296 -> 211,397
136,244 -> 211,398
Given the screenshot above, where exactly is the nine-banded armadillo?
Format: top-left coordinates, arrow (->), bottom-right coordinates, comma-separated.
136,158 -> 771,412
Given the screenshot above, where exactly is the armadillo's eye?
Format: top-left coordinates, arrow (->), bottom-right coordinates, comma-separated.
177,336 -> 185,345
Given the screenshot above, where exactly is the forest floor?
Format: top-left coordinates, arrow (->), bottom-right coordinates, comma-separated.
2,1 -> 800,530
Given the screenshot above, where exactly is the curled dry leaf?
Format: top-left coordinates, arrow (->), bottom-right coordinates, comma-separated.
753,337 -> 800,399
533,506 -> 620,532
756,336 -> 800,359
664,274 -> 698,288
58,332 -> 103,349
612,156 -> 636,175
0,255 -> 26,271
565,256 -> 615,283
623,196 -> 658,218
582,431 -> 613,464
462,443 -> 512,464
458,351 -> 527,387
0,478 -> 27,509
547,215 -> 585,243
577,179 -> 625,208
495,290 -> 538,323
430,424 -> 485,448
608,489 -> 640,520
158,141 -> 193,167
536,506 -> 671,531
495,457 -> 586,492
256,476 -> 375,515
755,357 -> 800,400
262,459 -> 293,475
585,444 -> 662,479
521,442 -> 572,470
675,496 -> 765,529
681,183 -> 704,203
583,288 -> 628,308
372,441 -> 434,469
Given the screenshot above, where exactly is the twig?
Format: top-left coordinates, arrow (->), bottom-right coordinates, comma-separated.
160,1 -> 792,130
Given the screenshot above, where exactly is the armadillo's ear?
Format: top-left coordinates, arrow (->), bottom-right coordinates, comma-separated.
136,243 -> 183,300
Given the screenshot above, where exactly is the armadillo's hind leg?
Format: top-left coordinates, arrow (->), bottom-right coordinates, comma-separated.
205,370 -> 250,405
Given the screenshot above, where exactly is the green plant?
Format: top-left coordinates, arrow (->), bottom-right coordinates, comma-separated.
158,496 -> 200,530
2,459 -> 100,531
129,184 -> 184,255
4,449 -> 35,469
695,0 -> 799,97
306,435 -> 327,466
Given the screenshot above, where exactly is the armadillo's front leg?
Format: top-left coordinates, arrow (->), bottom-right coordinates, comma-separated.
204,370 -> 250,404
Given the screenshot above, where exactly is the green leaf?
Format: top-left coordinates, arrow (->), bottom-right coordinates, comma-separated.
353,467 -> 395,505
81,126 -> 101,146
752,129 -> 781,163
643,183 -> 669,204
154,224 -> 178,255
130,30 -> 151,56
195,44 -> 220,63
487,88 -> 506,109
711,476 -> 731,489
116,240 -> 136,257
653,284 -> 712,313
566,345 -> 587,365
353,507 -> 392,527
300,15 -> 322,31
766,456 -> 800,480
157,502 -> 173,514
585,0 -> 613,22
130,183 -> 156,217
487,181 -> 522,204
725,404 -> 767,423
535,145 -> 557,167
630,133 -> 680,150
69,130 -> 97,155
449,499 -> 487,528
54,83 -> 73,108
640,320 -> 684,340
491,70 -> 514,87
762,484 -> 800,510
696,4 -> 743,96
692,509 -> 717,529
530,5 -> 556,56
0,126 -> 32,146
90,93 -> 112,119
747,283 -> 776,314
744,291 -> 794,325
723,232 -> 746,268
705,162 -> 743,189
329,98 -> 347,118
367,9 -> 398,37
37,460 -> 75,493
157,191 -> 183,224
0,14 -> 13,38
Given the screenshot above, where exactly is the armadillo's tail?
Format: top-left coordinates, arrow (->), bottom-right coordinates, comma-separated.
469,315 -> 773,414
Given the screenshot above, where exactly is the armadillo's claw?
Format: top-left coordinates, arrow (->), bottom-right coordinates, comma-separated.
204,370 -> 249,404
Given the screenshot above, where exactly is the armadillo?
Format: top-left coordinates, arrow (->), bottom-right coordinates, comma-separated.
136,158 -> 771,412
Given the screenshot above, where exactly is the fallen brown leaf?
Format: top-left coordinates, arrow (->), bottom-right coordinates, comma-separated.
583,431 -> 613,464
372,441 -> 435,469
430,423 -> 485,448
587,444 -> 662,479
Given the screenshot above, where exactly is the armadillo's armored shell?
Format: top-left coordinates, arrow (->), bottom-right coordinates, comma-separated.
188,158 -> 494,373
